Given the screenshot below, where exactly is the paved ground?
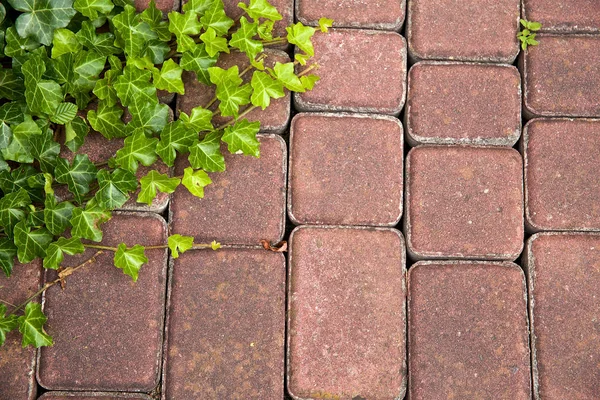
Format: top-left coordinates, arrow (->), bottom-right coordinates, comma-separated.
2,0 -> 600,399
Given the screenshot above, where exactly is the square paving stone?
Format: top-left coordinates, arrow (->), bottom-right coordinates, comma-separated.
407,261 -> 531,400
405,62 -> 521,146
0,261 -> 42,400
162,248 -> 285,399
288,113 -> 403,226
39,393 -> 152,399
37,212 -> 168,392
405,146 -> 524,260
522,35 -> 600,118
170,134 -> 286,245
523,0 -> 600,33
523,118 -> 600,232
406,0 -> 520,62
296,0 -> 406,31
524,233 -> 600,399
177,50 -> 291,134
287,226 -> 406,400
294,28 -> 407,115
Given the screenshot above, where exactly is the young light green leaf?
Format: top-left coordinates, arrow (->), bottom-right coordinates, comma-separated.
182,0 -> 213,13
230,16 -> 263,62
200,0 -> 234,36
115,131 -> 159,173
74,0 -> 114,20
137,170 -> 181,205
43,236 -> 85,270
153,59 -> 185,94
318,17 -> 333,32
200,27 -> 230,57
94,168 -> 137,209
167,234 -> 194,259
155,120 -> 197,166
0,69 -> 25,101
180,43 -> 218,85
222,119 -> 260,157
208,65 -> 252,117
54,154 -> 98,203
168,10 -> 202,52
188,131 -> 225,172
179,106 -> 214,132
285,22 -> 315,56
17,302 -> 53,348
182,167 -> 211,198
64,116 -> 89,152
14,220 -> 53,263
300,74 -> 320,91
0,304 -> 19,345
294,53 -> 310,66
8,0 -> 77,46
50,102 -> 78,124
250,70 -> 284,109
211,240 -> 220,250
257,20 -> 274,40
238,0 -> 282,22
70,202 -> 111,242
1,115 -> 42,164
51,28 -> 82,58
114,243 -> 147,281
44,195 -> 75,235
0,238 -> 18,277
140,0 -> 171,41
0,189 -> 31,237
272,61 -> 304,92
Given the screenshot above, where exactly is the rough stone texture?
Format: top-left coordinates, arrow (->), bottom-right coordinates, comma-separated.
288,113 -> 403,226
523,118 -> 600,232
287,226 -> 406,400
521,35 -> 600,118
170,134 -> 286,245
406,0 -> 519,62
37,213 -> 168,392
408,261 -> 531,400
178,50 -> 291,134
405,146 -> 524,260
224,0 -> 293,44
296,0 -> 406,31
405,62 -> 521,146
0,261 -> 41,400
294,28 -> 407,115
522,0 -> 600,33
135,0 -> 178,13
162,249 -> 285,399
524,233 -> 600,399
39,393 -> 152,399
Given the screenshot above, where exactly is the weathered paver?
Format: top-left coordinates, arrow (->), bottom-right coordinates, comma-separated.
37,213 -> 168,392
288,226 -> 406,400
0,261 -> 41,400
523,0 -> 600,33
135,0 -> 178,13
178,50 -> 291,134
408,261 -> 531,400
406,0 -> 520,62
294,28 -> 407,115
521,35 -> 600,118
170,134 -> 286,245
523,118 -> 600,232
39,393 -> 152,399
405,62 -> 521,146
524,233 -> 600,399
163,248 -> 285,399
288,113 -> 403,226
296,0 -> 406,31
405,146 -> 524,260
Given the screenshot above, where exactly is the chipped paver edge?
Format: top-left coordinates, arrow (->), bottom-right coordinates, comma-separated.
38,392 -> 153,399
287,112 -> 404,227
286,225 -> 407,400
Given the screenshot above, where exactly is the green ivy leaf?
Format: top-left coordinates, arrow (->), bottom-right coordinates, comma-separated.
181,167 -> 211,198
208,65 -> 252,117
94,168 -> 137,209
179,106 -> 213,132
137,170 -> 180,205
129,102 -> 169,135
180,43 -> 218,84
87,101 -> 127,139
50,102 -> 78,125
14,220 -> 53,263
30,130 -> 60,173
250,70 -> 284,109
3,27 -> 41,58
222,119 -> 260,157
188,131 -> 225,172
200,0 -> 234,36
70,202 -> 111,242
0,189 -> 31,237
1,115 -> 42,164
0,238 -> 18,277
318,17 -> 333,32
300,74 -> 320,90
17,302 -> 53,348
74,0 -> 114,20
0,69 -> 25,100
114,243 -> 147,281
74,50 -> 106,79
200,27 -> 229,57
0,304 -> 19,345
238,0 -> 282,22
114,65 -> 157,107
44,195 -> 75,235
272,61 -> 304,92
112,5 -> 157,57
64,116 -> 89,152
144,39 -> 170,64
230,16 -> 262,62
115,131 -> 158,173
51,28 -> 81,58
54,154 -> 98,203
43,236 -> 85,270
155,120 -> 197,167
0,102 -> 26,125
140,1 -> 171,41
8,0 -> 77,46
286,22 -> 315,56
182,0 -> 213,14
77,21 -> 121,56
93,69 -> 120,106
168,10 -> 202,52
152,59 -> 185,94
167,233 -> 193,258
22,56 -> 64,116
0,166 -> 44,203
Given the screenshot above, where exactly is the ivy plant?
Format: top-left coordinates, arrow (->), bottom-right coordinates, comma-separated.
0,0 -> 331,348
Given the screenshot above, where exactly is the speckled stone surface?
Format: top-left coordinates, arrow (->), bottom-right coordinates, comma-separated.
223,0 -> 293,43
37,213 -> 168,392
135,0 -> 178,13
162,249 -> 285,399
521,35 -> 600,118
405,146 -> 524,260
288,113 -> 403,226
0,261 -> 41,400
405,62 -> 521,146
287,226 -> 406,400
170,134 -> 286,245
408,261 -> 531,400
296,0 -> 406,31
177,50 -> 291,134
523,118 -> 600,232
294,28 -> 407,115
523,0 -> 600,33
524,233 -> 600,399
39,393 -> 152,399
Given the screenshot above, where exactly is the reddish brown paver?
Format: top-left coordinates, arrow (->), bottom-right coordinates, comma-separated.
37,213 -> 168,392
524,233 -> 600,399
294,28 -> 407,115
288,113 -> 403,226
521,35 -> 600,118
162,248 -> 285,399
405,146 -> 524,260
408,261 -> 531,400
177,50 -> 291,134
406,0 -> 520,62
135,0 -> 178,13
39,393 -> 152,399
170,134 -> 286,245
296,0 -> 406,31
523,0 -> 600,33
288,226 -> 406,400
0,261 -> 41,400
523,118 -> 600,232
405,62 -> 521,146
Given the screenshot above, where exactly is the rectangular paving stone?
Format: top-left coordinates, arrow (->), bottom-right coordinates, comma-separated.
524,233 -> 600,399
523,118 -> 600,232
170,134 -> 286,245
39,393 -> 152,399
37,212 -> 168,392
296,0 -> 406,31
162,248 -> 285,399
408,261 -> 531,400
177,49 -> 291,134
0,261 -> 41,400
406,0 -> 520,62
288,113 -> 403,226
523,0 -> 600,33
288,226 -> 406,400
405,146 -> 524,260
405,62 -> 521,146
521,34 -> 600,118
294,28 -> 407,115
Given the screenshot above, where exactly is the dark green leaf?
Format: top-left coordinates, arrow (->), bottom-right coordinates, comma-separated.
44,195 -> 75,235
0,189 -> 31,237
94,168 -> 137,209
8,0 -> 77,46
1,115 -> 42,164
87,101 -> 127,139
144,39 -> 170,64
14,220 -> 53,263
112,4 -> 157,57
77,21 -> 121,56
0,239 -> 17,277
54,154 -> 98,203
0,69 -> 25,100
70,202 -> 111,242
0,166 -> 44,202
114,64 -> 157,107
43,236 -> 85,270
22,56 -> 64,116
155,120 -> 197,166
64,116 -> 89,152
30,130 -> 60,173
128,102 -> 169,135
114,131 -> 158,173
0,304 -> 19,345
17,302 -> 53,347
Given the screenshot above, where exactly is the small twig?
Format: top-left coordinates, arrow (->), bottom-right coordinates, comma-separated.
215,105 -> 258,131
